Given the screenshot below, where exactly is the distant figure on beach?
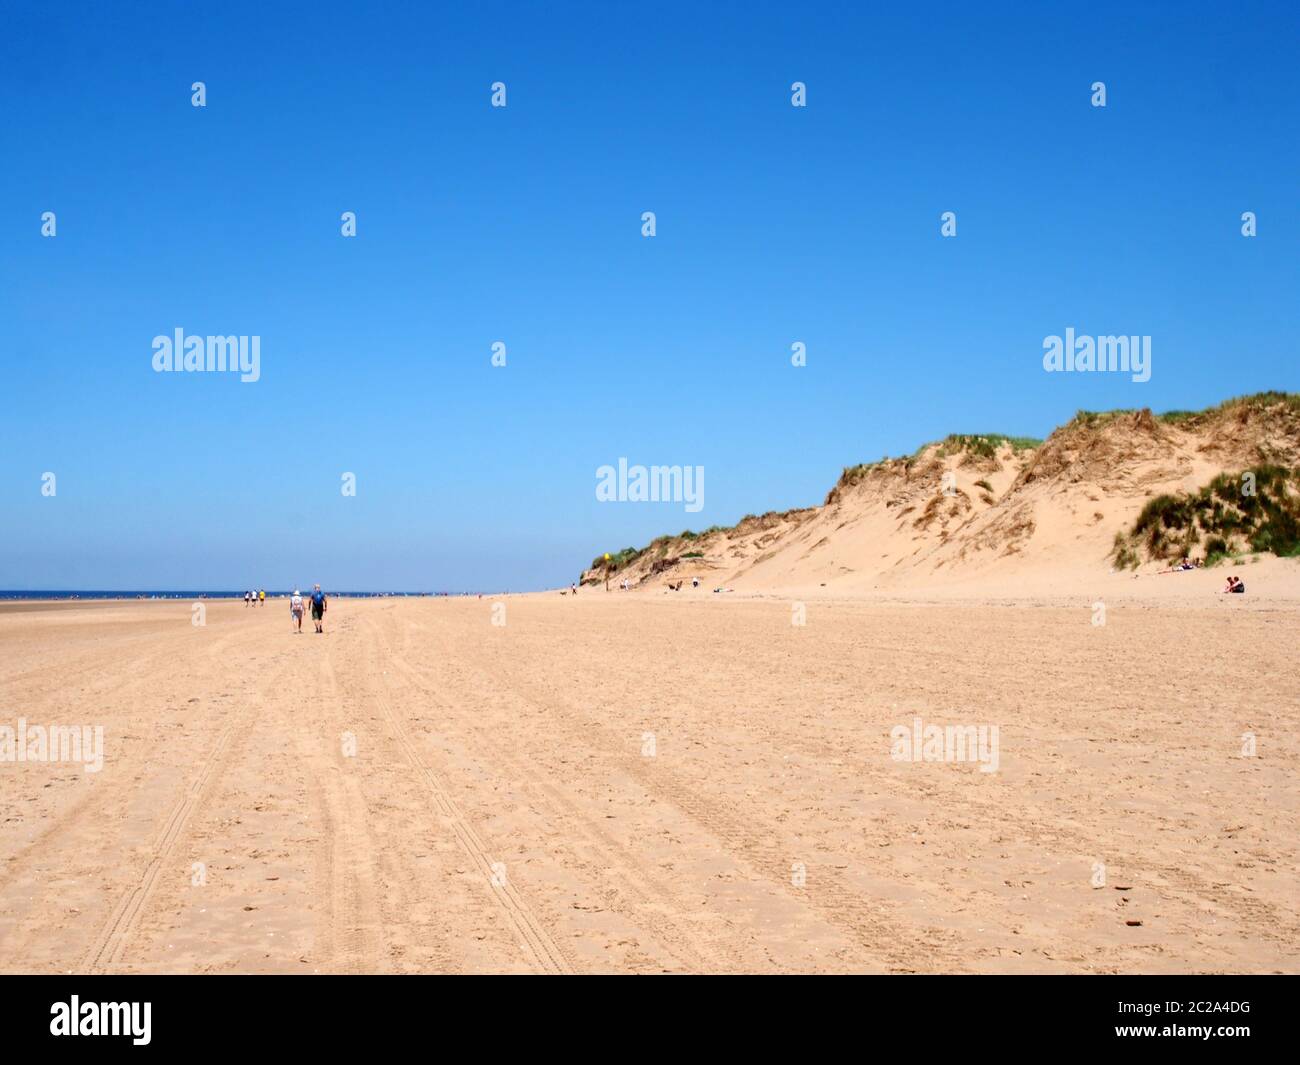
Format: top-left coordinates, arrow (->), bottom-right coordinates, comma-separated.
244,590 -> 252,607
311,584 -> 328,633
692,577 -> 699,588
1223,575 -> 1246,594
570,582 -> 577,596
259,589 -> 265,606
290,589 -> 305,632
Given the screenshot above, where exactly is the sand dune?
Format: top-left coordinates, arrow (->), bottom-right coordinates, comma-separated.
586,394 -> 1300,598
1,595 -> 1296,973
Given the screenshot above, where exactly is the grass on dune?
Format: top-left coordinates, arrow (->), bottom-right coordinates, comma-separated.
1076,392 -> 1300,430
1113,464 -> 1300,566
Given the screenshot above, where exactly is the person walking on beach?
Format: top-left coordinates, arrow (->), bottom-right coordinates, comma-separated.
244,590 -> 252,607
259,589 -> 265,606
290,589 -> 305,633
310,584 -> 328,633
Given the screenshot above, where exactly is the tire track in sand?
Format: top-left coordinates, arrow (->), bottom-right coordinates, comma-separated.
451,633 -> 911,970
300,648 -> 388,972
384,644 -> 719,972
81,686 -> 257,973
362,616 -> 573,974
0,640 -> 186,899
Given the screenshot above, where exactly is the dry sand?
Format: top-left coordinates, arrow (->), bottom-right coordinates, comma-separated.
1,592 -> 1296,974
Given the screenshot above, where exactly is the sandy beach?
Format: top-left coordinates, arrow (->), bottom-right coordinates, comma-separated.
1,591 -> 1295,974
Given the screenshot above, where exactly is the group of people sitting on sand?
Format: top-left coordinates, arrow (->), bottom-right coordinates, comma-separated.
1160,556 -> 1246,592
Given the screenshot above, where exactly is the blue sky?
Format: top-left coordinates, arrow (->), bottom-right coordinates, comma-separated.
2,1 -> 1297,591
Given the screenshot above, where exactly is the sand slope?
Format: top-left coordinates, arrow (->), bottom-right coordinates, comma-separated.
588,396 -> 1300,597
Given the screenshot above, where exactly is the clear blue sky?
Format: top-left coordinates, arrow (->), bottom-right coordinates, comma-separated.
2,1 -> 1297,591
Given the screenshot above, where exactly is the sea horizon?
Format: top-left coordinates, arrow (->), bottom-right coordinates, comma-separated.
0,589 -> 503,600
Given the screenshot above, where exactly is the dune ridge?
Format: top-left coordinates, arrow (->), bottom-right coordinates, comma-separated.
584,393 -> 1300,596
